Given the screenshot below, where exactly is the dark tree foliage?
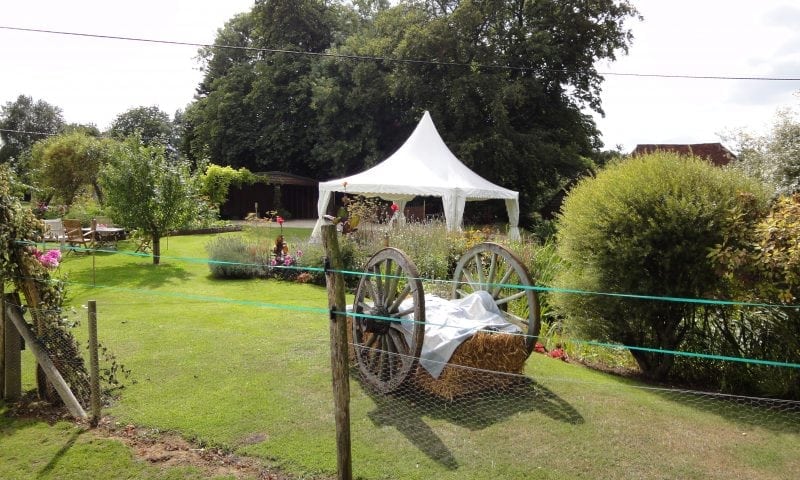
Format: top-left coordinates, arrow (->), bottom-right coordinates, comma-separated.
184,0 -> 638,222
0,95 -> 65,167
185,0 -> 339,175
108,106 -> 174,146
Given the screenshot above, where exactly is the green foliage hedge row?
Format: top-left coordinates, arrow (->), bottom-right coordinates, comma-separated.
552,152 -> 800,399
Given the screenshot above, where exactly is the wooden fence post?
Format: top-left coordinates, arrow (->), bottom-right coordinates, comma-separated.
2,291 -> 22,401
88,300 -> 101,427
1,281 -> 5,398
322,225 -> 353,480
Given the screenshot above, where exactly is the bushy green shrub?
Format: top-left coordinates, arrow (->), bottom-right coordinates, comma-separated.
293,234 -> 361,287
206,235 -> 269,279
552,152 -> 771,381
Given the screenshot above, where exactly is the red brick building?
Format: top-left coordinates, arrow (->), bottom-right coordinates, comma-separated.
631,143 -> 736,167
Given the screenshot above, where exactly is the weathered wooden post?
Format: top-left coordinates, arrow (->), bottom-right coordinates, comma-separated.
2,291 -> 22,401
322,225 -> 352,480
1,281 -> 5,398
88,300 -> 101,427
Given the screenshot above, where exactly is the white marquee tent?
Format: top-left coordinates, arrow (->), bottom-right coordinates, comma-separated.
310,111 -> 520,241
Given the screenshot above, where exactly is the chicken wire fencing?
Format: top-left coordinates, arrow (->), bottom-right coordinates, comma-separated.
2,251 -> 800,479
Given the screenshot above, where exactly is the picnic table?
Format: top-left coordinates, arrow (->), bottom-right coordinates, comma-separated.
82,226 -> 126,248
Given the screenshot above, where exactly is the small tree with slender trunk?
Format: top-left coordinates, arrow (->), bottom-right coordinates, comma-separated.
100,136 -> 197,265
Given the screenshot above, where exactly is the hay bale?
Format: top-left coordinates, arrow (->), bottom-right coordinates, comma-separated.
413,330 -> 529,400
348,313 -> 530,400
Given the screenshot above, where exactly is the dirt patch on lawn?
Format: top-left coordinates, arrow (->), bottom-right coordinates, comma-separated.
96,419 -> 295,480
4,397 -> 327,479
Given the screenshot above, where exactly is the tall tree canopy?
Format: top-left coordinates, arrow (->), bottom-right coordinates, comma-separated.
100,136 -> 198,265
185,0 -> 339,174
185,0 -> 638,222
0,95 -> 65,169
108,105 -> 176,150
29,131 -> 113,205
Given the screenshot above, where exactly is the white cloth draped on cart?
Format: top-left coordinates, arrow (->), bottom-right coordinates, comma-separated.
399,291 -> 521,378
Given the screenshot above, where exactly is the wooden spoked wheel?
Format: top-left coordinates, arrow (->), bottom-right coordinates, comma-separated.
451,242 -> 541,354
352,247 -> 425,393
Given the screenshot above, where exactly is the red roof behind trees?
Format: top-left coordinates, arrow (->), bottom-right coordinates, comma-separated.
631,143 -> 736,167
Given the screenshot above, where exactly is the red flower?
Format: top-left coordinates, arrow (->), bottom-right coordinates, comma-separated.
549,348 -> 568,362
534,342 -> 547,354
390,203 -> 399,213
276,216 -> 284,225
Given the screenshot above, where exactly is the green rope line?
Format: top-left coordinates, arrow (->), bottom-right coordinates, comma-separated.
65,280 -> 330,315
332,266 -> 800,309
339,309 -> 800,369
18,240 -> 326,272
25,237 -> 794,309
8,265 -> 800,370
17,241 -> 800,368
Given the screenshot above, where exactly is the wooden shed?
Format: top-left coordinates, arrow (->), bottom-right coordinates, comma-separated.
220,171 -> 318,220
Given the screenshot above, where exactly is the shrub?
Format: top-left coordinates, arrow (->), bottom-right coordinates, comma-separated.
206,236 -> 269,279
552,152 -> 771,381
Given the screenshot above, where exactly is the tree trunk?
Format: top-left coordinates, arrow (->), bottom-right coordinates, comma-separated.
92,181 -> 104,206
152,234 -> 161,265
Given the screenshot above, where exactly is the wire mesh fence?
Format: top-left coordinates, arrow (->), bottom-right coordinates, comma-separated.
3,239 -> 800,479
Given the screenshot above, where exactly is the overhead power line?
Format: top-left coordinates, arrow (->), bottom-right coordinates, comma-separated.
2,25 -> 799,82
0,128 -> 57,136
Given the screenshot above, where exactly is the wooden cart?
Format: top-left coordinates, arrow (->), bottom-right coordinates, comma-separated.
350,242 -> 541,395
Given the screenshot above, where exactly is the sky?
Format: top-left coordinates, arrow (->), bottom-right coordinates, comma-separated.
1,0 -> 799,153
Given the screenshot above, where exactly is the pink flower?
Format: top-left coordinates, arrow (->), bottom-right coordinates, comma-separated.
295,249 -> 303,258
270,259 -> 277,266
34,248 -> 61,269
276,216 -> 284,225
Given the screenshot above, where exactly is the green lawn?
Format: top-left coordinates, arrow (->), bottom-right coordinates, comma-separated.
2,230 -> 799,479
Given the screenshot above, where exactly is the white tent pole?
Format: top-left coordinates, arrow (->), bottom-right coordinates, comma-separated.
310,189 -> 334,242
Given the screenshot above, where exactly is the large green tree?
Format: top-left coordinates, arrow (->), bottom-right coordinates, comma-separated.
185,0 -> 339,174
108,106 -> 176,152
185,0 -> 637,221
100,136 -> 198,265
29,131 -> 112,205
0,95 -> 65,171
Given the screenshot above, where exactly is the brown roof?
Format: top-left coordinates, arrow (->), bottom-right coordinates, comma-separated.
255,171 -> 318,186
631,143 -> 736,167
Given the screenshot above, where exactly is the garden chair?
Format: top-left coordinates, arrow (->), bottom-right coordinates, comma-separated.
62,219 -> 93,254
43,219 -> 67,249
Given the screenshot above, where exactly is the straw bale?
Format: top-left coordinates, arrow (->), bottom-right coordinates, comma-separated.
413,330 -> 529,400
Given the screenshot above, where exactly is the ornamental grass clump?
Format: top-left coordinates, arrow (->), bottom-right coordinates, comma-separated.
206,236 -> 270,279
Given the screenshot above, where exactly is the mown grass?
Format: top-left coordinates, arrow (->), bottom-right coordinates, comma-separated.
2,228 -> 799,479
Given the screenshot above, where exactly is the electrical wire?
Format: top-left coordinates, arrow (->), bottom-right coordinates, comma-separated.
0,128 -> 57,136
1,25 -> 799,82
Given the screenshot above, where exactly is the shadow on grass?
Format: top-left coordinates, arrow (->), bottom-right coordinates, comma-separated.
359,373 -> 582,469
647,386 -> 800,435
66,260 -> 192,288
36,428 -> 85,478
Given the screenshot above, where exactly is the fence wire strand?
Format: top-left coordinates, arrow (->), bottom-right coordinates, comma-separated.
7,238 -> 800,479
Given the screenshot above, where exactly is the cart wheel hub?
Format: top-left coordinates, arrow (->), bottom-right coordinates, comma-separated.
365,306 -> 392,334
